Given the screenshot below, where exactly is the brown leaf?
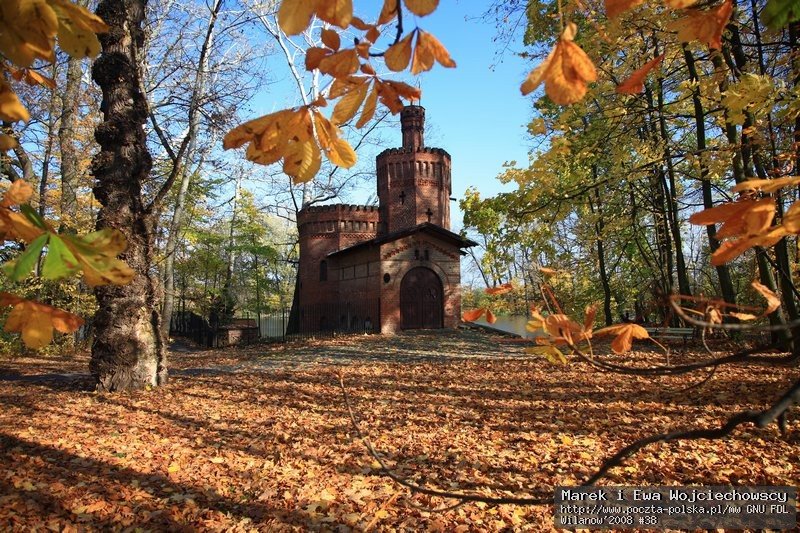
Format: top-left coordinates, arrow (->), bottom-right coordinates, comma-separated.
616,54 -> 664,94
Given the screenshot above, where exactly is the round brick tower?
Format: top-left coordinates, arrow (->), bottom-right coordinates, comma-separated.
376,105 -> 451,235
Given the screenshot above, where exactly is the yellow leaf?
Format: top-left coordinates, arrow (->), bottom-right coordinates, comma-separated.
0,293 -> 84,349
404,0 -> 438,16
729,311 -> 757,321
384,31 -> 413,72
278,0 -> 318,35
283,139 -> 322,183
315,0 -> 352,29
378,0 -> 398,24
332,81 -> 368,124
167,462 -> 180,473
329,75 -> 367,99
526,345 -> 568,364
356,83 -> 378,128
327,137 -> 357,168
0,80 -> 30,123
411,30 -> 455,74
321,28 -> 340,51
605,0 -> 644,18
561,434 -> 573,445
318,49 -> 360,78
0,0 -> 58,67
48,0 -> 109,59
61,229 -> 135,287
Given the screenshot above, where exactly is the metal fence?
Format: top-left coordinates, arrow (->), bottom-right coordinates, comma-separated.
171,300 -> 379,347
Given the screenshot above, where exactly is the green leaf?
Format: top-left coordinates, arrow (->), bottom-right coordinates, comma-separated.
762,0 -> 800,29
42,235 -> 80,280
3,234 -> 48,281
19,205 -> 49,230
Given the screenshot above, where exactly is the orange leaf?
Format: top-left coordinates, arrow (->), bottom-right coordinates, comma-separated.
521,23 -> 596,105
715,198 -> 774,239
0,293 -> 84,349
616,54 -> 664,94
278,0 -> 319,35
782,200 -> 800,233
411,30 -> 455,74
486,309 -> 497,324
379,0 -> 399,24
365,26 -> 380,44
462,308 -> 486,322
670,0 -> 733,50
1,180 -> 34,207
485,282 -> 513,295
729,311 -> 757,321
315,0 -> 353,29
583,304 -> 597,334
752,280 -> 781,315
306,47 -> 331,71
404,0 -> 438,17
732,176 -> 800,194
321,28 -> 341,51
594,323 -> 649,354
384,32 -> 413,72
0,133 -> 17,151
318,49 -> 360,78
605,0 -> 644,18
664,0 -> 700,7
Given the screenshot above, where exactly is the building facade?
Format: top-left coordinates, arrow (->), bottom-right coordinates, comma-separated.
296,105 -> 475,334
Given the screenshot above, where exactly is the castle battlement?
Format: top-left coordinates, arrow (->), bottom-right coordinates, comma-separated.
376,146 -> 450,158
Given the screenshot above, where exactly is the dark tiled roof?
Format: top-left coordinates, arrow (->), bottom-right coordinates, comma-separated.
327,222 -> 477,258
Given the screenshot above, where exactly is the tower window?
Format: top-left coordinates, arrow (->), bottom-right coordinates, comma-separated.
320,260 -> 328,281
399,191 -> 406,204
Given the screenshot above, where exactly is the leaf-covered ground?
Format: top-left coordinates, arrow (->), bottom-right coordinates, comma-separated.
0,329 -> 797,531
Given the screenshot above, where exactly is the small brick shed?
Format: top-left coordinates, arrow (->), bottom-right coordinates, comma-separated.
296,105 -> 476,334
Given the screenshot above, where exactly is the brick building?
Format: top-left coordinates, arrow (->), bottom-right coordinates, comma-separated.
296,105 -> 476,334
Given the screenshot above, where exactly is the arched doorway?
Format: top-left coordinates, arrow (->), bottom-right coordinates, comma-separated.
400,267 -> 443,329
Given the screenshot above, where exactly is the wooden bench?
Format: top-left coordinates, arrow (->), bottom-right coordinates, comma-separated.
644,327 -> 695,343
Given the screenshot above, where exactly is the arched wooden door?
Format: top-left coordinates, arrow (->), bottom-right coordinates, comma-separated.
400,267 -> 443,329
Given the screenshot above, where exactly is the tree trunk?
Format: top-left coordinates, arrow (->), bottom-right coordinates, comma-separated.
90,0 -> 167,391
683,46 -> 737,305
59,55 -> 83,230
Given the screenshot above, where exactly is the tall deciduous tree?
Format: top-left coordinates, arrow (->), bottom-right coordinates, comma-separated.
91,0 -> 167,390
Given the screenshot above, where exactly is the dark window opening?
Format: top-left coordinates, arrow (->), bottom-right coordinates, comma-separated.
320,260 -> 328,281
383,273 -> 391,283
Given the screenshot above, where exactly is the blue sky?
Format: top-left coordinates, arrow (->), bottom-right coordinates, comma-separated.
249,1 -> 536,229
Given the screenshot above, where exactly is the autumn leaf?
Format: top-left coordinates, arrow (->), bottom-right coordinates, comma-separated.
384,32 -> 413,72
48,0 -> 109,59
411,30 -> 456,74
404,0 -> 438,17
731,176 -> 800,194
664,0 -> 700,7
782,200 -> 800,233
0,0 -> 58,67
315,0 -> 353,29
751,280 -> 781,315
10,67 -> 57,89
282,139 -> 322,183
520,23 -> 596,105
670,0 -> 733,50
0,292 -> 83,349
0,134 -> 17,151
332,81 -> 369,124
729,311 -> 757,321
379,0 -> 399,24
462,308 -> 486,322
605,0 -> 644,19
306,47 -> 331,70
277,0 -> 319,35
320,29 -> 341,52
526,344 -> 568,364
317,49 -> 360,78
485,282 -> 513,295
3,233 -> 48,281
0,80 -> 30,123
594,323 -> 650,354
60,229 -> 135,286
485,309 -> 497,324
1,180 -> 34,207
355,83 -> 378,128
616,54 -> 664,94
